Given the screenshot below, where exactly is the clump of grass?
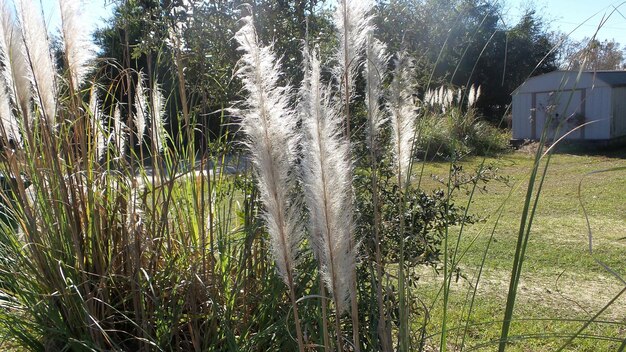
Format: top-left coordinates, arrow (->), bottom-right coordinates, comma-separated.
0,2 -> 297,351
420,85 -> 510,159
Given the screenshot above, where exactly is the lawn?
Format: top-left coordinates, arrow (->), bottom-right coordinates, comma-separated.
414,147 -> 626,351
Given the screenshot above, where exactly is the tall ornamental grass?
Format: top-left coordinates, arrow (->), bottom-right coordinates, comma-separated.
0,1 -> 286,350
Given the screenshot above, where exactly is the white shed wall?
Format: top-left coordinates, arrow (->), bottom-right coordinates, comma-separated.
544,90 -> 584,140
611,87 -> 626,138
584,87 -> 612,140
512,72 -> 616,141
511,93 -> 532,139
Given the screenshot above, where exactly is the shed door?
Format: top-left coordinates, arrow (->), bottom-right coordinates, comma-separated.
535,90 -> 584,140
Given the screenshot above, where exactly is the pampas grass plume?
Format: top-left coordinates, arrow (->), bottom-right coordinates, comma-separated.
0,1 -> 31,120
89,87 -> 105,160
58,0 -> 97,90
134,75 -> 148,144
151,81 -> 166,152
234,15 -> 303,292
112,105 -> 127,157
445,88 -> 454,110
234,16 -> 306,350
388,52 -> 418,188
437,86 -> 444,107
301,48 -> 355,314
365,35 -> 389,150
0,2 -> 17,103
333,0 -> 374,99
468,84 -> 481,107
15,0 -> 57,124
424,89 -> 434,107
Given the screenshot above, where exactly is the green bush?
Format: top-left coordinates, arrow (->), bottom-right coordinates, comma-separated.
419,106 -> 510,159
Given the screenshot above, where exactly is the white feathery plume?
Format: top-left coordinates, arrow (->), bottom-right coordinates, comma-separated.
333,4 -> 371,345
457,88 -> 463,105
150,81 -> 166,152
0,84 -> 20,144
15,0 -> 57,124
445,88 -> 454,108
388,52 -> 418,188
440,87 -> 451,113
428,89 -> 437,107
437,86 -> 446,107
89,87 -> 105,160
301,48 -> 355,314
9,26 -> 30,121
467,85 -> 476,108
112,105 -> 126,156
234,16 -> 303,292
134,75 -> 148,144
440,87 -> 448,113
468,84 -> 482,107
58,0 -> 97,90
0,2 -> 16,102
424,89 -> 432,107
365,32 -> 393,352
0,1 -> 31,119
389,54 -> 419,352
0,3 -> 20,144
364,35 -> 389,150
333,0 -> 374,101
234,19 -> 307,350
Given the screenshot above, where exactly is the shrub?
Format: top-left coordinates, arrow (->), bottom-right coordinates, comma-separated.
419,86 -> 511,159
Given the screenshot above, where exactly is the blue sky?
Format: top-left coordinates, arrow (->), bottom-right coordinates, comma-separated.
39,0 -> 114,34
502,0 -> 626,42
36,0 -> 626,43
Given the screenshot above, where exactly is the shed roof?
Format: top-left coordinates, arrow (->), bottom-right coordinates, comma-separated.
512,70 -> 626,95
592,71 -> 626,86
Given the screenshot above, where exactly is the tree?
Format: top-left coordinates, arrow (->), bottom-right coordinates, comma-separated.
375,1 -> 559,121
560,37 -> 625,71
97,0 -> 559,126
474,9 -> 558,120
95,0 -> 332,144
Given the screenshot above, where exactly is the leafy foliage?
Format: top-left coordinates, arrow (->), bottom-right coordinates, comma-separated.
356,166 -> 475,268
375,2 -> 558,121
560,37 -> 626,70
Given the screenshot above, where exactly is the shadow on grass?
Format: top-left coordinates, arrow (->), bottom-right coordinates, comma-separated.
551,143 -> 626,159
514,139 -> 626,159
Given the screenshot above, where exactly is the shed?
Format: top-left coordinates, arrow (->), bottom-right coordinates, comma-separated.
511,70 -> 626,143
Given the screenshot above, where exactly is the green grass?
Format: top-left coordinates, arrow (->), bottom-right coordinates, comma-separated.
415,147 -> 626,351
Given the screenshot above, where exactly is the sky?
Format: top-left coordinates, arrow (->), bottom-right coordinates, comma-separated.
35,0 -> 626,44
501,0 -> 626,42
39,0 -> 115,34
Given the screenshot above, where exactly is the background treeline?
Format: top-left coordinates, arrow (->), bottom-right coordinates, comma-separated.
93,0 -> 565,135
93,0 -> 626,146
